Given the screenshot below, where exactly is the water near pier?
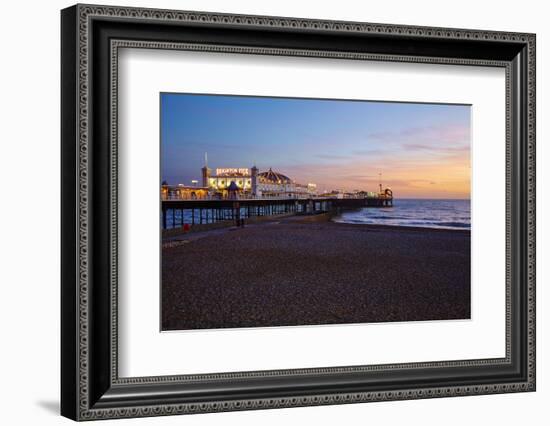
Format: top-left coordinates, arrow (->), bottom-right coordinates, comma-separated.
332,199 -> 470,230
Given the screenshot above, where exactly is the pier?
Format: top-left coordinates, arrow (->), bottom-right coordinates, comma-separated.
161,196 -> 393,230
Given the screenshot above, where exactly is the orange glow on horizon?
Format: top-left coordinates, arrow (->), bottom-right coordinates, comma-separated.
282,149 -> 471,199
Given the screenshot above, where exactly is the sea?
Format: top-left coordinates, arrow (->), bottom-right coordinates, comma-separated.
331,199 -> 470,230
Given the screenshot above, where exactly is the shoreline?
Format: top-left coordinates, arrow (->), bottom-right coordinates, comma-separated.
332,222 -> 471,233
162,212 -> 470,241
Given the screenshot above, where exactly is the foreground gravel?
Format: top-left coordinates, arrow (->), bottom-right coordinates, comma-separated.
162,222 -> 470,330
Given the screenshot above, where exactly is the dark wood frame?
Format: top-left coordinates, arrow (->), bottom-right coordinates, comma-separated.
61,4 -> 536,421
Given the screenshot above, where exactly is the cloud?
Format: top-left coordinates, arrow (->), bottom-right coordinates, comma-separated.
402,143 -> 469,151
314,153 -> 352,160
367,123 -> 470,146
352,148 -> 388,156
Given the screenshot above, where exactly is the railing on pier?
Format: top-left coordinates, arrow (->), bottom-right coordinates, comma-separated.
161,192 -> 390,202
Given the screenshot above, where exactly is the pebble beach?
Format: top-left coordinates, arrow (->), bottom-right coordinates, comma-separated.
162,219 -> 470,331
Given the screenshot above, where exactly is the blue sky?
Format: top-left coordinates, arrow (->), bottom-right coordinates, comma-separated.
161,93 -> 471,198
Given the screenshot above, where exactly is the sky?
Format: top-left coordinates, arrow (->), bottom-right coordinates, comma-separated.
161,93 -> 471,199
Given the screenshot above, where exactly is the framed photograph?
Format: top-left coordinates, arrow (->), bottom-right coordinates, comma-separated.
61,4 -> 536,421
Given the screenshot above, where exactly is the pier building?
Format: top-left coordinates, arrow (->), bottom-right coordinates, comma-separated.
161,183 -> 209,200
199,157 -> 317,199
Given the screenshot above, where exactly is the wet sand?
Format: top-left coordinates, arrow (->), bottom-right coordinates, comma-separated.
162,221 -> 470,330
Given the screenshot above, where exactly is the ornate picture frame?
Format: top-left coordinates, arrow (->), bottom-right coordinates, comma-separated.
61,4 -> 535,421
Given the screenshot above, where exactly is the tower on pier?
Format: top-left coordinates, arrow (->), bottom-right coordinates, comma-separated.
201,152 -> 211,188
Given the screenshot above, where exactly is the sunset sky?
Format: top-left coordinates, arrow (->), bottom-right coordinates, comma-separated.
161,93 -> 471,199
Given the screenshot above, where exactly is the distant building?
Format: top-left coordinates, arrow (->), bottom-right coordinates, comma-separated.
201,156 -> 316,199
203,166 -> 257,195
161,183 -> 209,200
256,168 -> 312,198
162,155 -> 320,200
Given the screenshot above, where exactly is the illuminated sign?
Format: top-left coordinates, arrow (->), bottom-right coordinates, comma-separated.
215,168 -> 250,176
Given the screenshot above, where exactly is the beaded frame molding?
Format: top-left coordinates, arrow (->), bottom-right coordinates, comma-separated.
61,4 -> 536,421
